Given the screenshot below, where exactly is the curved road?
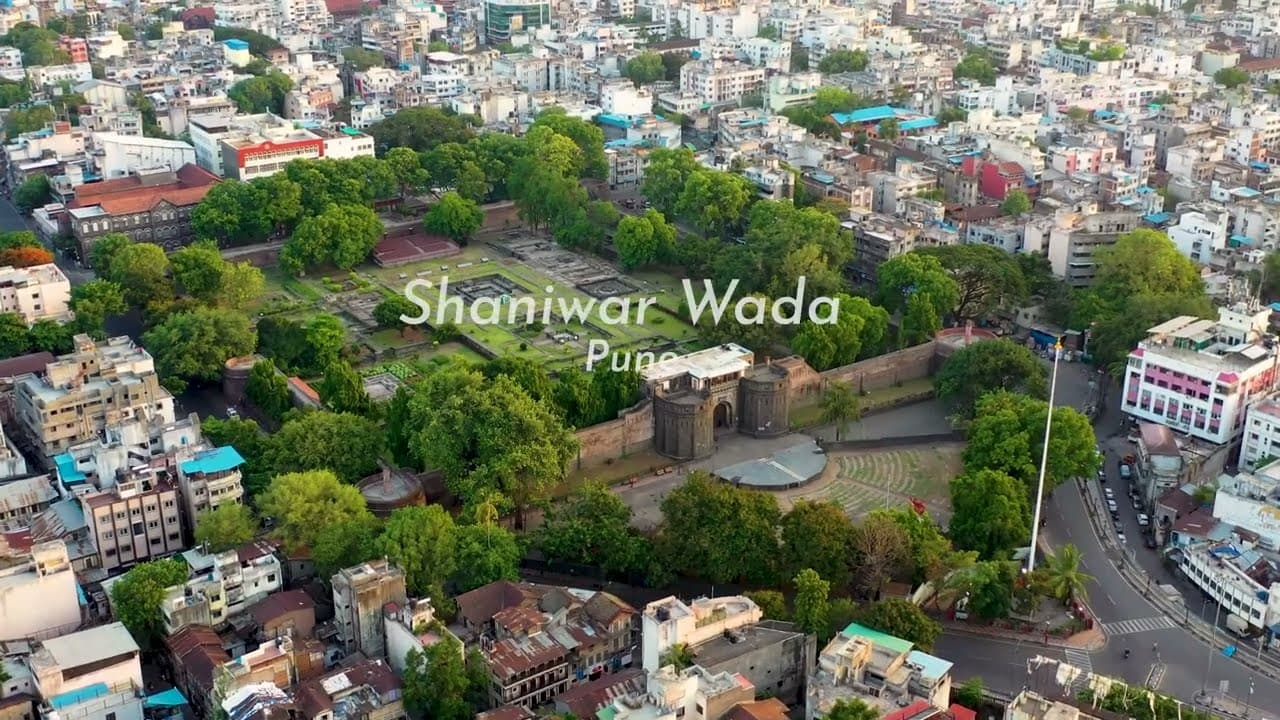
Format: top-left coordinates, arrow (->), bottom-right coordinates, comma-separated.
938,357 -> 1280,716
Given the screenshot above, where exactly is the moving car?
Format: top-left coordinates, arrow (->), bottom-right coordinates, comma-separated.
1119,463 -> 1133,481
1137,513 -> 1150,527
1117,531 -> 1127,543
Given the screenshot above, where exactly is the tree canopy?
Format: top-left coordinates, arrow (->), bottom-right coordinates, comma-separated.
655,472 -> 780,585
110,559 -> 190,648
935,340 -> 1047,419
963,390 -> 1098,497
258,470 -> 375,552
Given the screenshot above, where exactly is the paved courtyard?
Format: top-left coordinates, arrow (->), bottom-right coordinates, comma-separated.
780,443 -> 964,521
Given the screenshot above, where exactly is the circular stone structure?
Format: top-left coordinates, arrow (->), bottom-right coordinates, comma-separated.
739,364 -> 790,438
653,391 -> 714,461
934,325 -> 998,360
358,467 -> 426,517
223,355 -> 260,406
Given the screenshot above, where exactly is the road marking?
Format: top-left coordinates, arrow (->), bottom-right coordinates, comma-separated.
1064,648 -> 1093,674
1102,616 -> 1177,636
1146,662 -> 1167,690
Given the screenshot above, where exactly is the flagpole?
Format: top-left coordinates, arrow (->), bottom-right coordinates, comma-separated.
1027,340 -> 1062,574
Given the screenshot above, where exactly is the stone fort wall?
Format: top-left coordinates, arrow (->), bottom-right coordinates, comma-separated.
571,339 -> 942,469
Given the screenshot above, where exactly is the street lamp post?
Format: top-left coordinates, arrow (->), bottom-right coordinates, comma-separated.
1202,597 -> 1224,698
1027,341 -> 1062,574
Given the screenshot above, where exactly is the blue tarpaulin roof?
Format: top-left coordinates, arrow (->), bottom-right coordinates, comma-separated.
898,117 -> 938,131
181,446 -> 245,475
77,583 -> 87,606
831,105 -> 898,125
54,453 -> 86,484
1143,212 -> 1171,224
597,113 -> 638,128
50,683 -> 109,710
145,688 -> 189,708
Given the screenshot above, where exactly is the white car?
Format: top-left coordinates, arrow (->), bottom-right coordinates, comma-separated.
1117,531 -> 1127,543
1104,488 -> 1115,498
1137,513 -> 1150,527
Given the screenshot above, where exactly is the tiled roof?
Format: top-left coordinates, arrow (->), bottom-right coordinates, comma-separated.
555,669 -> 645,718
727,699 -> 789,720
0,351 -> 54,379
166,625 -> 229,695
249,589 -> 314,627
67,164 -> 219,217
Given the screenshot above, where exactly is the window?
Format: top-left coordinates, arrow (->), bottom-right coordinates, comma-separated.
267,573 -> 277,584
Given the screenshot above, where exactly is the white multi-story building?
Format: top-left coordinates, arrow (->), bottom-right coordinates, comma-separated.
94,133 -> 196,178
1241,399 -> 1280,471
160,541 -> 283,633
953,76 -> 1019,116
600,82 -> 653,117
0,46 -> 23,82
0,263 -> 72,325
30,623 -> 144,720
1178,540 -> 1280,632
1121,303 -> 1280,445
1167,203 -> 1230,264
679,60 -> 765,105
25,63 -> 93,88
0,540 -> 81,642
641,596 -> 761,672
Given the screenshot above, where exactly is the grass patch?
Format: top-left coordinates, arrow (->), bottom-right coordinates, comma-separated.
282,277 -> 322,302
559,449 -> 675,496
790,377 -> 936,430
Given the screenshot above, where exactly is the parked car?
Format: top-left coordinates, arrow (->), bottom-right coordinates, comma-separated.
1119,464 -> 1133,481
1104,487 -> 1115,498
1145,535 -> 1158,549
226,408 -> 239,419
1114,520 -> 1124,532
1137,513 -> 1150,527
1132,498 -> 1143,510
1118,531 -> 1127,543
1097,468 -> 1107,483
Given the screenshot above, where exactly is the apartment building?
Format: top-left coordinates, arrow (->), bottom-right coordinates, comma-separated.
333,560 -> 408,659
53,412 -> 200,493
678,60 -> 766,105
13,335 -> 175,459
868,165 -> 938,215
190,114 -> 374,181
295,659 -> 406,720
0,540 -> 81,642
161,541 -> 283,632
1177,541 -> 1280,632
1167,202 -> 1230,264
848,211 -> 958,280
0,47 -> 23,82
483,0 -> 552,44
82,471 -> 185,572
93,133 -> 197,179
64,164 -> 221,256
805,623 -> 953,719
176,445 -> 246,530
1240,399 -> 1280,471
1121,303 -> 1280,445
641,596 -> 761,672
0,263 -> 71,325
594,665 -> 754,720
29,624 -> 143,720
1045,209 -> 1140,287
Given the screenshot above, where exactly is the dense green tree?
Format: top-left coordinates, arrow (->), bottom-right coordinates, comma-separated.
825,597 -> 860,643
373,295 -> 418,335
875,253 -> 959,319
531,109 -> 608,179
109,559 -> 190,648
552,368 -> 605,428
917,244 -> 1028,320
13,174 -> 52,213
303,313 -> 347,373
509,161 -> 587,232
821,381 -> 861,441
539,481 -> 648,574
280,203 -> 383,274
404,637 -> 474,720
216,261 -> 265,310
258,470 -> 375,552
201,417 -> 271,497
453,521 -> 522,592
319,361 -> 372,416
385,146 -> 431,197
877,118 -> 900,140
655,472 -> 780,585
953,49 -> 999,85
745,590 -> 789,620
793,568 -> 831,636
376,505 -> 457,597
900,291 -> 941,347
27,319 -> 73,354
143,308 -> 256,389
953,678 -> 985,711
780,500 -> 855,589
368,106 -> 476,154
265,411 -> 383,483
614,214 -> 660,270
1093,229 -> 1203,304
212,26 -> 285,55
935,340 -> 1047,419
642,147 -> 700,217
963,390 -> 1098,495
194,503 -> 258,552
170,241 -> 226,301
869,507 -> 967,586
624,51 -> 664,85
245,359 -> 291,422
341,46 -> 385,70
964,560 -> 1017,619
424,191 -> 484,244
826,699 -> 880,720
792,296 -> 889,371
108,242 -> 173,308
817,49 -> 869,73
950,468 -> 1031,560
1214,66 -> 1251,89
0,313 -> 30,357
856,598 -> 941,650
937,106 -> 968,124
413,375 -> 577,527
228,71 -> 293,114
89,233 -> 132,275
1000,189 -> 1032,217
0,78 -> 30,108
676,169 -> 754,237
311,518 -> 382,580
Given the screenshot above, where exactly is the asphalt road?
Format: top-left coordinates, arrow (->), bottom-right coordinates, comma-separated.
941,356 -> 1280,713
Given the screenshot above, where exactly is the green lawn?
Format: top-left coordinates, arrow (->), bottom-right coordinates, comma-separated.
790,378 -> 936,430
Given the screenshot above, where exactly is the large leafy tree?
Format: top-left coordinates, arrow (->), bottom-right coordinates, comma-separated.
950,468 -> 1031,560
245,359 -> 292,422
368,106 -> 476,154
869,507 -> 968,586
0,313 -> 29,357
452,521 -> 522,592
792,568 -> 831,636
319,361 -> 372,416
170,241 -> 225,301
530,108 -> 608,179
539,481 -> 648,574
403,637 -> 476,720
265,411 -> 384,483
624,51 -> 664,85
194,503 -> 257,552
413,375 -> 577,527
792,296 -> 889,371
373,296 -> 418,336
109,559 -> 190,648
258,470 -> 375,552
780,500 -> 855,589
143,308 -> 256,391
963,391 -> 1098,496
900,291 -> 941,347
935,340 -> 1047,420
851,513 -> 910,597
280,203 -> 384,275
615,211 -> 676,270
855,598 -> 941,650
376,505 -> 457,597
918,244 -> 1028,320
826,699 -> 880,720
228,71 -> 293,113
655,472 -> 780,585
312,518 -> 382,580
642,147 -> 699,217
89,233 -> 133,275
874,253 -> 959,319
28,320 -> 72,354
423,191 -> 484,244
107,242 -> 173,308
676,168 -> 754,238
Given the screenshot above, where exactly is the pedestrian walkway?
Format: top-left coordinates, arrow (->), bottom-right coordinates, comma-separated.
1102,616 -> 1177,636
1064,648 -> 1094,696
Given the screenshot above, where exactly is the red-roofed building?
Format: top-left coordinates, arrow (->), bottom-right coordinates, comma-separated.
960,156 -> 1027,201
64,164 -> 220,257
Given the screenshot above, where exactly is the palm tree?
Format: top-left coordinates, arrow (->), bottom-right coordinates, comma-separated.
1041,544 -> 1094,604
821,381 -> 862,441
